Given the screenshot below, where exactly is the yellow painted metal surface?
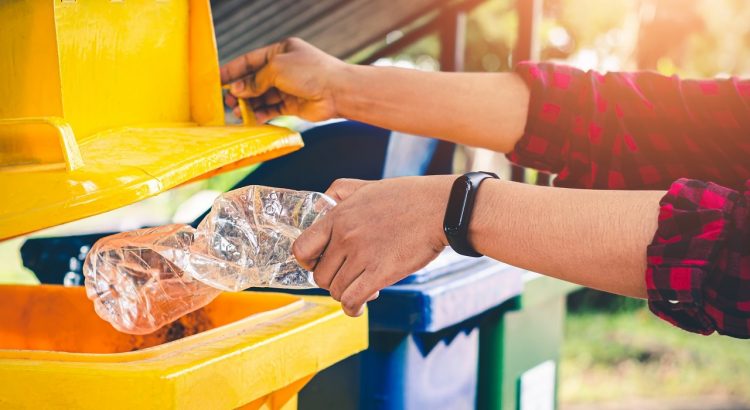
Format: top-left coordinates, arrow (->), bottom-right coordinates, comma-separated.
0,0 -> 303,239
0,285 -> 369,409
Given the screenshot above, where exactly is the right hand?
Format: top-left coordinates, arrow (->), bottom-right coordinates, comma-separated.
220,38 -> 345,123
293,176 -> 452,316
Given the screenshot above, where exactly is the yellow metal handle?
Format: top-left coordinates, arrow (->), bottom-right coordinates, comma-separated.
223,85 -> 257,126
236,98 -> 257,126
0,117 -> 83,171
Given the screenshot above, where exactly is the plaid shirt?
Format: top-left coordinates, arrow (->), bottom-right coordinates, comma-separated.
509,62 -> 750,338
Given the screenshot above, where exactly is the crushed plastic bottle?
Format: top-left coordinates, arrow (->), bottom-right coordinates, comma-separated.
84,186 -> 335,334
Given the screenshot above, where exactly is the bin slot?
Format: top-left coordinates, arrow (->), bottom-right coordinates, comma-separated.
0,285 -> 302,354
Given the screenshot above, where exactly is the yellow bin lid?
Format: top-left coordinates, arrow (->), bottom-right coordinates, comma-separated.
0,0 -> 303,240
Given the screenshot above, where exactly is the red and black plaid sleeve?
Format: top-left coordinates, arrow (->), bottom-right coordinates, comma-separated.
509,62 -> 750,337
647,179 -> 750,338
509,62 -> 750,190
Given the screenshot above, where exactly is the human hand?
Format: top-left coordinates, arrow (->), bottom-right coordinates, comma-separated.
293,176 -> 454,316
220,38 -> 346,123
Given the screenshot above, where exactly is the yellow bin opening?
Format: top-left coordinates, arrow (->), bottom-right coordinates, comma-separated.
0,285 -> 368,409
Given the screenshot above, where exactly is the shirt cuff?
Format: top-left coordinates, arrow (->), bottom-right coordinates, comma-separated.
506,62 -> 581,175
646,178 -> 746,337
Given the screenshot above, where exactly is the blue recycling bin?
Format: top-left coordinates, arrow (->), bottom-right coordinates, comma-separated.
298,250 -> 524,410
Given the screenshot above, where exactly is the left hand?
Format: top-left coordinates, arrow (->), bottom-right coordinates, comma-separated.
293,176 -> 454,316
220,38 -> 345,123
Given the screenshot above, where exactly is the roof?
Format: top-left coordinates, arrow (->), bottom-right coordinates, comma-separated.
211,0 -> 458,63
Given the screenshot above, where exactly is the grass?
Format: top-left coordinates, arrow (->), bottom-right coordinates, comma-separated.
0,237 -> 38,285
560,300 -> 750,405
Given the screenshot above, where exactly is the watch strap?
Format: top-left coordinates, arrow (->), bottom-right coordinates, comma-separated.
443,171 -> 498,257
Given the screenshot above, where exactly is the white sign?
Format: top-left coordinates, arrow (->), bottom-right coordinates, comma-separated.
519,360 -> 556,410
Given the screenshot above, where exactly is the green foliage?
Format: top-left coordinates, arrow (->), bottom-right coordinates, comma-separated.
451,0 -> 750,76
562,307 -> 750,404
465,0 -> 516,72
205,164 -> 259,192
0,238 -> 38,285
568,289 -> 646,314
543,0 -> 750,76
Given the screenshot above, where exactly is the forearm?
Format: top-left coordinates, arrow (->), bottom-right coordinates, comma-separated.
333,64 -> 529,153
469,180 -> 664,298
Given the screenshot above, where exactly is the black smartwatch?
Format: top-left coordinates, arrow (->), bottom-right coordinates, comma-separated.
443,171 -> 499,257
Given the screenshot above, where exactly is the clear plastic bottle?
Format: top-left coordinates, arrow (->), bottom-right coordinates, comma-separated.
83,186 -> 335,335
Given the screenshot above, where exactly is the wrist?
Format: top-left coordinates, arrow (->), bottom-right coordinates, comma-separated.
430,175 -> 456,248
328,62 -> 360,119
330,63 -> 377,121
466,178 -> 504,255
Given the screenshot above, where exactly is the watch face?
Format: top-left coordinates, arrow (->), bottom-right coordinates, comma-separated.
444,177 -> 471,233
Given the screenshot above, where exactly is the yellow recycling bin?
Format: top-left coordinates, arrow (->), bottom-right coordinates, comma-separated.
0,285 -> 368,409
0,0 -> 303,240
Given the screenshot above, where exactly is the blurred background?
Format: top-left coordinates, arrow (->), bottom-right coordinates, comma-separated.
397,0 -> 750,75
2,0 -> 749,408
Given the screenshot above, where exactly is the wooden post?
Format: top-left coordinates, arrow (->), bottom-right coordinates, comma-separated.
425,9 -> 468,175
439,10 -> 467,72
512,0 -> 549,185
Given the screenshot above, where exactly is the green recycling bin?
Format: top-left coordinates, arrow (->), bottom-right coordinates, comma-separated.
478,272 -> 581,410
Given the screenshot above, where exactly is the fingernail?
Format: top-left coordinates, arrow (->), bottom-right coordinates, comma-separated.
232,81 -> 244,92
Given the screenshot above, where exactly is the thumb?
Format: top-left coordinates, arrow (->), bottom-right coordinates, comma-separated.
293,213 -> 333,270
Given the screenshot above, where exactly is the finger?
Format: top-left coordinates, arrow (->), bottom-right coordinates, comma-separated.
255,94 -> 300,123
339,273 -> 379,317
238,99 -> 284,123
262,88 -> 283,107
247,88 -> 284,111
229,64 -> 276,99
345,292 -> 379,317
249,90 -> 282,109
311,252 -> 345,291
225,93 -> 238,108
254,104 -> 284,124
293,214 -> 333,271
325,179 -> 372,202
249,97 -> 264,111
220,45 -> 274,84
329,259 -> 364,301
